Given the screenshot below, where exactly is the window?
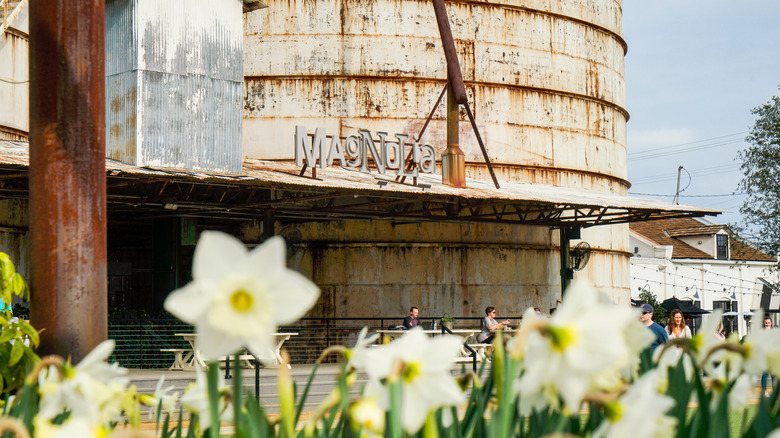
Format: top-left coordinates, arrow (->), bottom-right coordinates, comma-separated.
716,234 -> 729,259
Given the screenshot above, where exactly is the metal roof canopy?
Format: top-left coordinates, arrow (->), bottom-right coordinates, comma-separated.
0,141 -> 720,227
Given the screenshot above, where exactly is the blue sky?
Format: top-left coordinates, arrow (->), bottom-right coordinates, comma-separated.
623,1 -> 780,227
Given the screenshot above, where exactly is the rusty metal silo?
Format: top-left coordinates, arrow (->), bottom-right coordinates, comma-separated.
242,0 -> 630,317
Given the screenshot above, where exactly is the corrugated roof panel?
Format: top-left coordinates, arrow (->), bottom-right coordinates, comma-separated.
0,141 -> 721,222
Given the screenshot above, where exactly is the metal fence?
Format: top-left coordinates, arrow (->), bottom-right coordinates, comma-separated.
107,316 -> 522,369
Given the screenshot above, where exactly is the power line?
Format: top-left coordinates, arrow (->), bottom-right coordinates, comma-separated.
628,132 -> 748,162
632,263 -> 775,294
629,139 -> 745,162
628,132 -> 748,155
631,277 -> 771,298
628,192 -> 746,198
631,164 -> 740,184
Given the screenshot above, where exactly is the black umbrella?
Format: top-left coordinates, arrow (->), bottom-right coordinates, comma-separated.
661,297 -> 710,315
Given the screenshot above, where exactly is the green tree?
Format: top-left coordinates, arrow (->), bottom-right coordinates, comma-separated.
737,91 -> 780,256
0,253 -> 40,395
638,288 -> 667,326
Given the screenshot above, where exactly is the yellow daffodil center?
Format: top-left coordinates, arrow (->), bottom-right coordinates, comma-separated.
230,289 -> 254,312
548,325 -> 576,351
604,400 -> 623,422
402,361 -> 422,383
209,275 -> 275,338
742,343 -> 753,359
690,335 -> 703,353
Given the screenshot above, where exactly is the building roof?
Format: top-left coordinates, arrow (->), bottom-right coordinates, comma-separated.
630,217 -> 775,262
0,141 -> 720,228
666,225 -> 724,237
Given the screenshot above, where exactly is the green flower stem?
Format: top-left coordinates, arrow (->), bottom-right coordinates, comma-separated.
422,411 -> 439,438
387,375 -> 403,438
233,353 -> 242,436
206,361 -> 221,438
493,330 -> 505,402
278,351 -> 296,438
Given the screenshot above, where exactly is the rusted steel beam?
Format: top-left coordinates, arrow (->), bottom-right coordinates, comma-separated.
29,0 -> 107,361
431,0 -> 467,105
463,104 -> 500,189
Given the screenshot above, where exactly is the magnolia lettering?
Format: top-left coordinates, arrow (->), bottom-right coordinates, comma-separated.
295,126 -> 436,177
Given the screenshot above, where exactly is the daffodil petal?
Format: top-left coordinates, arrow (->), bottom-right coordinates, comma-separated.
163,283 -> 210,324
269,271 -> 320,324
401,396 -> 428,434
245,334 -> 277,363
197,328 -> 244,361
193,231 -> 248,287
241,235 -> 286,277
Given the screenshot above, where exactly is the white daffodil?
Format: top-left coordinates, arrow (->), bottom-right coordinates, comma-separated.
347,327 -> 379,370
164,232 -> 320,361
38,340 -> 131,426
727,373 -> 753,410
139,376 -> 179,420
35,416 -> 104,438
180,368 -> 233,431
350,396 -> 385,438
690,310 -> 726,367
593,370 -> 676,438
738,310 -> 780,377
517,280 -> 649,413
360,328 -> 465,434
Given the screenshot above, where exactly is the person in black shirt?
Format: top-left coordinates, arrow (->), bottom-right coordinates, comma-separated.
403,306 -> 421,329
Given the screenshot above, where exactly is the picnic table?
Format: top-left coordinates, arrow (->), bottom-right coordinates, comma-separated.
376,328 -> 481,342
163,332 -> 299,370
375,328 -> 489,360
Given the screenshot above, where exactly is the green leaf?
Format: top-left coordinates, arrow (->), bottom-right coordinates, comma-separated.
11,274 -> 27,299
244,393 -> 272,437
9,340 -> 23,366
295,362 -> 320,424
0,327 -> 15,344
0,253 -> 14,281
18,321 -> 39,347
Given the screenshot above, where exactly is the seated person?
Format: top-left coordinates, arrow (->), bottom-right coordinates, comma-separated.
477,306 -> 511,343
403,306 -> 421,329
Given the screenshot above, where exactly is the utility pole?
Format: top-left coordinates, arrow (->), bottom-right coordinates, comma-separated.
673,165 -> 684,204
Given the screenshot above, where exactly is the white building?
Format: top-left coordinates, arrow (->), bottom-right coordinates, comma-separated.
630,217 -> 779,337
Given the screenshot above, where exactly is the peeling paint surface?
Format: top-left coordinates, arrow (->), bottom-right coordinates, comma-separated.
242,0 -> 627,190
239,0 -> 633,312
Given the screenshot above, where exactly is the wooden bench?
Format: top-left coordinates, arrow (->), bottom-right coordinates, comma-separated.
454,343 -> 492,363
218,354 -> 257,368
469,343 -> 492,361
160,348 -> 192,370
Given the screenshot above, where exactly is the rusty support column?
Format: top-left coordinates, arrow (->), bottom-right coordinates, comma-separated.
432,0 -> 466,188
29,0 -> 107,361
442,86 -> 466,187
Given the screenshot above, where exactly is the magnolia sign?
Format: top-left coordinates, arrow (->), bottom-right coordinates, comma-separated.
295,126 -> 436,177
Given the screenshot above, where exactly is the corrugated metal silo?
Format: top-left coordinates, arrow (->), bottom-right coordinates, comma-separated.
106,0 -> 244,174
0,2 -> 29,141
242,0 -> 630,317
